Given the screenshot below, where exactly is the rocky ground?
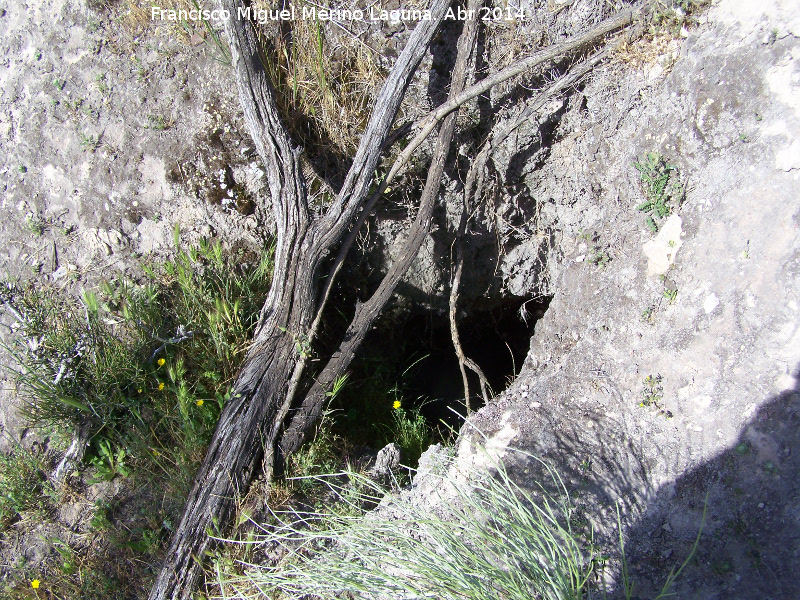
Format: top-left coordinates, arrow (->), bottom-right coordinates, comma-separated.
426,0 -> 800,597
1,0 -> 799,598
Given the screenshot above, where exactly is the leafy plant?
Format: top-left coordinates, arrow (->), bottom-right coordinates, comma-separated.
634,152 -> 684,231
88,439 -> 130,484
390,405 -> 431,467
285,410 -> 342,496
0,234 -> 275,597
580,230 -> 612,268
95,73 -> 109,95
23,213 -> 48,236
146,114 -> 173,131
640,373 -> 663,407
78,131 -> 98,152
641,304 -> 657,324
52,538 -> 77,575
663,286 -> 678,303
1,233 -> 274,492
640,374 -> 673,418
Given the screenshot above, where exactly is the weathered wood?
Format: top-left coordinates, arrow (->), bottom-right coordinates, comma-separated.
149,2 -> 644,598
147,0 -> 450,598
276,0 -> 482,467
382,7 -> 636,188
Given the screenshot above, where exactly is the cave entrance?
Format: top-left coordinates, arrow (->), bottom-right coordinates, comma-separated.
331,295 -> 552,446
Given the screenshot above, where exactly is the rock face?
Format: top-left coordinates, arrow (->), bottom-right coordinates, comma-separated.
0,0 -> 267,287
410,0 -> 800,597
2,0 -> 799,597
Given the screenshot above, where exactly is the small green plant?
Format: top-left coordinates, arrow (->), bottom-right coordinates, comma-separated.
90,499 -> 113,531
146,114 -> 173,131
0,441 -> 48,529
95,73 -> 109,94
52,78 -> 65,90
278,326 -> 314,359
590,249 -> 611,268
87,439 -> 130,484
285,410 -> 342,496
739,240 -> 750,260
663,286 -> 678,303
641,304 -> 657,324
325,372 -> 350,400
640,374 -> 663,406
52,538 -> 78,575
390,404 -> 431,467
23,213 -> 47,236
294,332 -> 312,358
634,152 -> 684,231
579,230 -> 612,269
78,131 -> 98,152
86,16 -> 101,33
640,374 -> 673,418
17,165 -> 27,173
125,526 -> 163,555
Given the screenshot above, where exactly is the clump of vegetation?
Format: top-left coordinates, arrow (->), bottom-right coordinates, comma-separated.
0,231 -> 274,596
634,152 -> 685,232
0,228 -> 443,597
649,0 -> 709,36
389,403 -> 431,467
217,448 -> 600,600
0,442 -> 50,528
579,229 -> 612,269
5,230 -> 273,454
639,374 -> 673,418
216,445 -> 702,600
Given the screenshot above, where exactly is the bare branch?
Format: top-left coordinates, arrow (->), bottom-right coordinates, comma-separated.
275,0 -> 483,467
383,7 -> 636,191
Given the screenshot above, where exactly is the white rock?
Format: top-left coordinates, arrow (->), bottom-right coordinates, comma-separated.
703,293 -> 720,314
643,215 -> 683,275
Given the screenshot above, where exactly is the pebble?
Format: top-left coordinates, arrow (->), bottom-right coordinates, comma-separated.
529,401 -> 541,409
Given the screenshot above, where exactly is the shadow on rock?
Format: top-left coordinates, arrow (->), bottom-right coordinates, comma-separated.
620,370 -> 800,600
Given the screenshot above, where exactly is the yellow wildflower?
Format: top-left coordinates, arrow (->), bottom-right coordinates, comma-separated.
158,382 -> 165,391
393,400 -> 401,410
196,399 -> 204,407
137,388 -> 142,393
157,358 -> 166,367
31,580 -> 40,589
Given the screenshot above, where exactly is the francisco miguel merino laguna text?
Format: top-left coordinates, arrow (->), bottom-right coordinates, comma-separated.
150,5 -> 439,24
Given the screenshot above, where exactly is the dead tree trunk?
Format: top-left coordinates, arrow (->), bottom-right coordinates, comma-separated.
148,1 -> 451,598
149,1 -> 644,598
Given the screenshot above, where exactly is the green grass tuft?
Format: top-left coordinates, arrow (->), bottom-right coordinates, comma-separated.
216,447 -> 601,600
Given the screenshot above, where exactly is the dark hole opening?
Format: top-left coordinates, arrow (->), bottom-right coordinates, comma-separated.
403,296 -> 552,427
332,295 -> 552,449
